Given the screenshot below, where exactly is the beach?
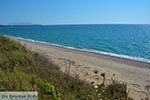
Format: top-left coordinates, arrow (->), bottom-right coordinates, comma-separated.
12,38 -> 150,100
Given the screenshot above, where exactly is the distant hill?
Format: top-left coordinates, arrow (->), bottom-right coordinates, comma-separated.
8,22 -> 41,25
9,22 -> 36,25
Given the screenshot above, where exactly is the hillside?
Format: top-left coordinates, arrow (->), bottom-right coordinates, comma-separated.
0,35 -> 133,100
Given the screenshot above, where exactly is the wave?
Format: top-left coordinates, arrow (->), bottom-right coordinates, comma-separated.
5,35 -> 150,63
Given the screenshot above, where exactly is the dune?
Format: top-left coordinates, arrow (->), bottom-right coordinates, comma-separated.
11,37 -> 150,100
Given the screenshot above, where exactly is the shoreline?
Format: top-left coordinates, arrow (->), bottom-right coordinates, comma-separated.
29,39 -> 150,68
9,36 -> 150,99
6,35 -> 150,67
45,43 -> 150,68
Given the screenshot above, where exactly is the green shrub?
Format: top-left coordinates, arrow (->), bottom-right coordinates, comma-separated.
37,78 -> 60,100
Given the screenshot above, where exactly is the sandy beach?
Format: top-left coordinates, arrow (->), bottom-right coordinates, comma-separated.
12,38 -> 150,100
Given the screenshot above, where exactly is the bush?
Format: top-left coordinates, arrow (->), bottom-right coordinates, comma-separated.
37,78 -> 60,100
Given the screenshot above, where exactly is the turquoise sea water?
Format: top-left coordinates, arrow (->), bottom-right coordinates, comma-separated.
0,24 -> 150,62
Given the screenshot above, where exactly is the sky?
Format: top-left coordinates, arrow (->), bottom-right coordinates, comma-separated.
0,0 -> 149,25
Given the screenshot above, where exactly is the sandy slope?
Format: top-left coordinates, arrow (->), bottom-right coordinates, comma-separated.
13,38 -> 150,100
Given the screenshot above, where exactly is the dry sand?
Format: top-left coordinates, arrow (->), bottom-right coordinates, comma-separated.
12,38 -> 150,100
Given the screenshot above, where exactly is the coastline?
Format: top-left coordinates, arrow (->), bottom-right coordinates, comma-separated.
5,35 -> 150,65
9,36 -> 150,99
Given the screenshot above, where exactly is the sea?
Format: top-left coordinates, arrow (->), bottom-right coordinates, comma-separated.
0,24 -> 150,63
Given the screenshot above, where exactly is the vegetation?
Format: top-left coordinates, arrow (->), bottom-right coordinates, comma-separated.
0,35 -> 133,100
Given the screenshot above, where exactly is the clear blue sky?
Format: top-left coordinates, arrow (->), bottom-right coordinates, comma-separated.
0,0 -> 149,25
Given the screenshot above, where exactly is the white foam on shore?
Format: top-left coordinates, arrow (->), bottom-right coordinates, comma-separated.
5,35 -> 150,63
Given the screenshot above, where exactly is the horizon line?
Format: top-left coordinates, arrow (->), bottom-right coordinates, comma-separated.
0,23 -> 150,26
